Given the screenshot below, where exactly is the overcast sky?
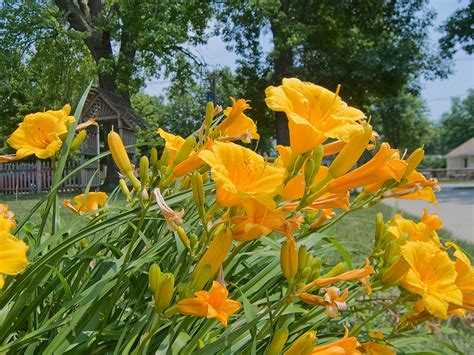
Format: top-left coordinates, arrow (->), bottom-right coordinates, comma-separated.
145,0 -> 473,121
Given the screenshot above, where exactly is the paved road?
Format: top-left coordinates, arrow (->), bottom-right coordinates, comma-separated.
384,184 -> 474,243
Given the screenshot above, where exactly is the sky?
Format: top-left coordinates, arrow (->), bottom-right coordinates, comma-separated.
145,0 -> 473,122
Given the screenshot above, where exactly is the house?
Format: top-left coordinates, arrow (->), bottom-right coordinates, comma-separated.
445,138 -> 474,178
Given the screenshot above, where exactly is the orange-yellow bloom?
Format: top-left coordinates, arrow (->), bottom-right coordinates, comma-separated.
311,328 -> 361,354
304,259 -> 375,294
6,105 -> 73,160
265,78 -> 366,154
231,199 -> 286,242
0,232 -> 29,289
199,142 -> 285,208
63,192 -> 108,215
299,287 -> 349,318
360,342 -> 396,355
310,208 -> 335,229
383,171 -> 439,204
213,97 -> 259,143
400,241 -> 462,319
446,242 -> 474,313
177,281 -> 241,326
387,211 -> 441,247
328,143 -> 407,193
157,128 -> 185,166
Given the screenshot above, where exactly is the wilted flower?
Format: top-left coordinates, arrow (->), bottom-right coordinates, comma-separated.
299,286 -> 349,318
0,204 -> 16,232
152,188 -> 184,231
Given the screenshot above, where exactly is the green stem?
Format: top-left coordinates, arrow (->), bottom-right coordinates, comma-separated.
137,316 -> 164,355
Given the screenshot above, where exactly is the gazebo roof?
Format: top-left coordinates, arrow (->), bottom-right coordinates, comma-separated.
82,87 -> 147,128
446,137 -> 474,158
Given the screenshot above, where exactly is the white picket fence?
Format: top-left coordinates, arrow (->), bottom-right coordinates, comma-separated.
0,160 -> 100,195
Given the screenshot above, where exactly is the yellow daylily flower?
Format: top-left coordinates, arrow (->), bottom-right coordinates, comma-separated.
157,128 -> 185,166
0,232 -> 29,289
6,105 -> 73,160
265,78 -> 366,154
177,281 -> 241,326
383,171 -> 440,204
446,242 -> 474,313
231,199 -> 286,242
312,328 -> 361,354
387,211 -> 441,246
400,241 -> 462,319
199,142 -> 285,208
63,192 -> 108,216
361,342 -> 396,355
214,97 -> 259,143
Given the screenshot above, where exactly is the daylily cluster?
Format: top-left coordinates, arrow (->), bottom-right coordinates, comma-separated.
1,78 -> 470,353
375,210 -> 473,321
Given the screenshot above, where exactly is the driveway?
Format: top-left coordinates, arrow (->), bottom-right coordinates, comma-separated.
384,183 -> 474,243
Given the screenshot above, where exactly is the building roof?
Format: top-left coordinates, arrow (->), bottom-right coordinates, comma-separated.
446,137 -> 474,158
82,87 -> 147,128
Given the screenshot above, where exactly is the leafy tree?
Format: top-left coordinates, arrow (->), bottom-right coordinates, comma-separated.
218,0 -> 448,146
369,90 -> 434,151
439,89 -> 474,153
440,0 -> 474,57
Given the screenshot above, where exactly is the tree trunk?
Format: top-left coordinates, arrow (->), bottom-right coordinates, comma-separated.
270,1 -> 294,146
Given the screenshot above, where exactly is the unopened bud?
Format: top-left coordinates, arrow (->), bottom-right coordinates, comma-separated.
404,148 -> 424,178
139,156 -> 149,185
119,178 -> 130,198
177,226 -> 191,248
322,262 -> 346,278
150,148 -> 158,168
155,273 -> 175,312
149,264 -> 162,293
285,331 -> 316,355
281,239 -> 298,280
108,129 -> 133,175
298,246 -> 308,270
173,136 -> 196,167
191,172 -> 205,208
374,213 -> 385,249
205,101 -> 215,129
126,170 -> 141,190
70,130 -> 87,152
266,328 -> 289,355
329,123 -> 372,178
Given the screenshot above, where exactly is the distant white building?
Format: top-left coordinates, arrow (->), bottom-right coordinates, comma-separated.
446,138 -> 474,172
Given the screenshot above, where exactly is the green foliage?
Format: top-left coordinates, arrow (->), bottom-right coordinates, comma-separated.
418,155 -> 446,170
439,89 -> 474,154
439,0 -> 474,57
217,0 -> 449,145
369,90 -> 435,151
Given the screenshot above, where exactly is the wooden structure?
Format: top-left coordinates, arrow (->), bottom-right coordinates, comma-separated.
80,87 -> 146,190
0,87 -> 146,195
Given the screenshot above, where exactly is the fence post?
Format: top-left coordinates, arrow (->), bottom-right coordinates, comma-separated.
36,160 -> 42,194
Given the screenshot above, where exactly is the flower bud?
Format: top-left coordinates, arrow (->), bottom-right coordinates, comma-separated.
379,257 -> 410,288
140,189 -> 149,201
304,158 -> 316,187
266,328 -> 289,355
191,229 -> 233,286
70,130 -> 87,152
119,178 -> 130,198
191,172 -> 205,208
108,129 -> 133,175
149,264 -> 162,293
374,212 -> 385,250
177,226 -> 191,248
205,101 -> 215,129
298,246 -> 308,271
321,262 -> 346,278
139,156 -> 149,185
285,331 -> 316,355
403,148 -> 424,178
190,264 -> 213,291
328,123 -> 372,178
150,147 -> 158,167
281,238 -> 298,280
126,170 -> 141,190
172,135 -> 196,167
155,273 -> 175,312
